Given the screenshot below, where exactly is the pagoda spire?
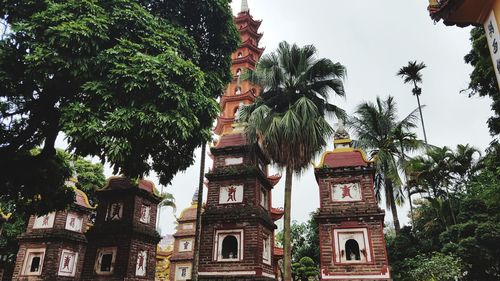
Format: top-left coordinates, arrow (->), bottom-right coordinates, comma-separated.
241,0 -> 249,12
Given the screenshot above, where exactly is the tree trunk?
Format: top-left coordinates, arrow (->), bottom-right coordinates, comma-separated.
386,179 -> 401,233
415,92 -> 428,144
283,166 -> 293,281
191,143 -> 206,281
408,188 -> 415,229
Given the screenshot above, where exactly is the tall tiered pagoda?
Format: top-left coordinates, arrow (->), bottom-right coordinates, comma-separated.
197,1 -> 283,280
314,127 -> 391,280
213,0 -> 264,136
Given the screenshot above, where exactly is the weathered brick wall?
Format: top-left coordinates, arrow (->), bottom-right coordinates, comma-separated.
198,221 -> 274,277
314,167 -> 390,280
317,220 -> 389,277
316,170 -> 381,213
12,241 -> 87,281
81,186 -> 160,281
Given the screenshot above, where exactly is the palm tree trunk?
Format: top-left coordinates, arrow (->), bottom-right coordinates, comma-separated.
444,185 -> 457,225
415,92 -> 428,144
283,166 -> 293,281
191,143 -> 206,281
399,143 -> 415,229
407,188 -> 415,229
386,179 -> 401,233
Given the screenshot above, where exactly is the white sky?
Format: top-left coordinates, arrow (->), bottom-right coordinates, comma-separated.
57,0 -> 495,236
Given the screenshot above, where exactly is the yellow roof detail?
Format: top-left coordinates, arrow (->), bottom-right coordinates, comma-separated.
313,147 -> 375,168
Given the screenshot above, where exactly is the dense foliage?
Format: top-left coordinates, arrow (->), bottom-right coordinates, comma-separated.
387,143 -> 500,281
0,0 -> 238,214
275,216 -> 320,281
0,152 -> 106,264
463,27 -> 500,135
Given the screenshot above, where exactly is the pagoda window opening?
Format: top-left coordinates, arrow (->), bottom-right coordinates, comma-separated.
29,257 -> 41,273
237,52 -> 243,58
236,68 -> 242,76
235,86 -> 241,95
345,239 -> 361,261
100,254 -> 113,272
221,235 -> 238,259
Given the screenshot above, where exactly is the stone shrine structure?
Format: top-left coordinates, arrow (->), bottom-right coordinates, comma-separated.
169,191 -> 200,281
80,177 -> 161,281
11,180 -> 94,280
314,127 -> 391,280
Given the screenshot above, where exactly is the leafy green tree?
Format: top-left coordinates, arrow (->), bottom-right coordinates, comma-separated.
407,253 -> 464,281
0,152 -> 106,268
397,60 -> 428,143
463,27 -> 500,135
349,96 -> 421,233
292,257 -> 319,281
275,216 -> 320,265
388,142 -> 500,281
0,0 -> 238,214
240,41 -> 346,281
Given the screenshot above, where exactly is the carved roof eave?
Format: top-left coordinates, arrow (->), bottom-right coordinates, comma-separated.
232,55 -> 257,67
428,0 -> 492,27
234,13 -> 262,29
239,25 -> 264,41
219,91 -> 257,109
240,40 -> 265,56
213,116 -> 234,135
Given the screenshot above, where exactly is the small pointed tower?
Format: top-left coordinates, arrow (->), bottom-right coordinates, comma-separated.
12,178 -> 95,280
213,0 -> 265,135
80,177 -> 162,281
314,126 -> 391,280
169,190 -> 201,281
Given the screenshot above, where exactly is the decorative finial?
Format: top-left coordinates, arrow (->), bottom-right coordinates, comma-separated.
241,0 -> 249,12
333,119 -> 351,148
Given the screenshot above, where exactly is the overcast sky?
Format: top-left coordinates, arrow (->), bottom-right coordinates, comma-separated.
57,0 -> 495,236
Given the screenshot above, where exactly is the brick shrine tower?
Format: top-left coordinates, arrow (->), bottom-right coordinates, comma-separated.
12,180 -> 94,280
80,177 -> 161,281
197,2 -> 284,280
313,127 -> 391,280
169,191 -> 200,281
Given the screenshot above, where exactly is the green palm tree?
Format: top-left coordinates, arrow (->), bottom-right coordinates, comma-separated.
349,96 -> 421,233
156,190 -> 176,230
239,41 -> 346,281
397,61 -> 428,144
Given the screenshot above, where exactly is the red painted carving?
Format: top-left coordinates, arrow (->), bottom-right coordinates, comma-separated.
63,255 -> 71,269
137,252 -> 145,270
227,186 -> 237,202
341,185 -> 352,198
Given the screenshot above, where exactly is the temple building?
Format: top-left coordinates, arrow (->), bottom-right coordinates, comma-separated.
197,1 -> 284,280
11,179 -> 94,280
169,192 -> 199,281
80,177 -> 161,281
428,0 -> 500,88
313,127 -> 390,280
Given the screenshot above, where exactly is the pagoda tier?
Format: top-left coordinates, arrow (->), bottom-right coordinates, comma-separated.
214,8 -> 265,136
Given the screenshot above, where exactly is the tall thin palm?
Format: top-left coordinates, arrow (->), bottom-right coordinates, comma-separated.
349,96 -> 421,233
239,41 -> 346,281
397,61 -> 428,143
